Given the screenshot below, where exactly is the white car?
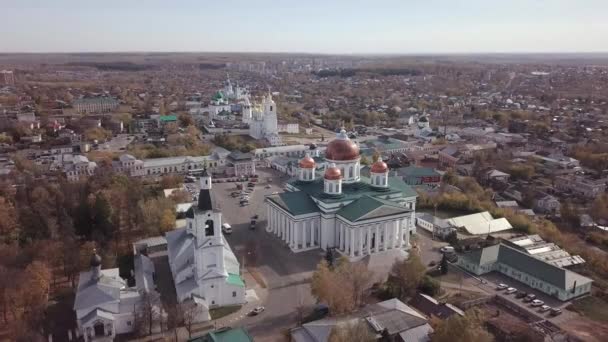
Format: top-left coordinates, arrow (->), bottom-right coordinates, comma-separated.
531,299 -> 544,307
496,283 -> 509,290
249,306 -> 265,316
440,246 -> 455,254
506,287 -> 517,294
221,223 -> 232,235
539,305 -> 551,312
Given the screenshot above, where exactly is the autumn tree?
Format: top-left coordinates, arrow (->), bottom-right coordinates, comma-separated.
386,254 -> 426,300
431,309 -> 493,342
328,320 -> 376,342
311,258 -> 374,314
0,196 -> 20,243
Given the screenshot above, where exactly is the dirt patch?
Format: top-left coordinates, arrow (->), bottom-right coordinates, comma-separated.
561,318 -> 608,342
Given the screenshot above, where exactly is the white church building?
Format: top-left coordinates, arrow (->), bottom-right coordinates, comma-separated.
246,92 -> 283,146
73,251 -> 160,341
166,170 -> 246,320
265,129 -> 418,260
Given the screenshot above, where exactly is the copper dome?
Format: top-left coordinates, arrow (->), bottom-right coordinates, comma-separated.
324,166 -> 342,180
299,155 -> 315,168
371,159 -> 388,173
325,130 -> 360,161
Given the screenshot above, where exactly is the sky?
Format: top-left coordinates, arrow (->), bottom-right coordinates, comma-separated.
1,0 -> 607,54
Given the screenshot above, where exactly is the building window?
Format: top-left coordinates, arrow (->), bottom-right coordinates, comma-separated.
127,321 -> 132,326
232,291 -> 237,297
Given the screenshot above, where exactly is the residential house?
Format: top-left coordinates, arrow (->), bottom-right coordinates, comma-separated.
534,193 -> 561,214
290,298 -> 433,342
396,166 -> 442,188
415,213 -> 456,239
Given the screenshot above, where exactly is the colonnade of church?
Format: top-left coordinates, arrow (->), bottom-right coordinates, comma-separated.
266,205 -> 319,251
335,218 -> 410,257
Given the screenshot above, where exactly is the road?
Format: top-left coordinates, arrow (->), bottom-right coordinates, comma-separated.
212,168 -> 320,340
98,133 -> 135,152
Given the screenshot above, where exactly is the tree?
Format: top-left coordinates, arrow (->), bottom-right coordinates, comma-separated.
0,196 -> 20,243
386,254 -> 426,300
418,275 -> 441,297
440,255 -> 448,275
134,292 -> 161,336
178,114 -> 195,127
180,300 -> 204,338
328,320 -> 376,342
311,258 -> 374,314
325,248 -> 335,268
431,309 -> 493,342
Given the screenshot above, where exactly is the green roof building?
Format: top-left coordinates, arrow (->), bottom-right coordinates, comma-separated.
189,327 -> 253,342
458,243 -> 592,301
265,130 -> 418,260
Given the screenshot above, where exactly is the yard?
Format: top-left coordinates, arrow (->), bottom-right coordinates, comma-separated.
569,296 -> 608,322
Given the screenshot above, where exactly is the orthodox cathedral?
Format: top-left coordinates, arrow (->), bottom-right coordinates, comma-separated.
265,129 -> 418,260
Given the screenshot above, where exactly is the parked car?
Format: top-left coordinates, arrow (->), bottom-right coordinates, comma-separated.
539,305 -> 552,312
515,291 -> 527,299
550,308 -> 562,316
265,184 -> 271,189
250,220 -> 257,229
506,287 -> 517,294
524,294 -> 537,302
496,283 -> 509,290
249,306 -> 265,316
531,299 -> 544,307
440,246 -> 455,254
222,223 -> 232,235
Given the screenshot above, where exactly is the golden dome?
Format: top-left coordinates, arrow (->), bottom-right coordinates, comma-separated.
299,155 -> 315,168
324,166 -> 342,180
325,129 -> 360,161
371,158 -> 388,173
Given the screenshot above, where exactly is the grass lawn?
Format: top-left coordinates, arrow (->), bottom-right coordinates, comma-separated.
209,305 -> 242,320
570,296 -> 608,322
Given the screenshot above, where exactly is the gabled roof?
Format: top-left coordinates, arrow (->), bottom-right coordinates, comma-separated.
461,244 -> 592,291
337,195 -> 411,222
73,268 -> 125,313
266,191 -> 320,216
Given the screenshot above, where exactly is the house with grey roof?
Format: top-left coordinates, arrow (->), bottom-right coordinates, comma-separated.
290,298 -> 432,342
73,251 -> 160,341
457,243 -> 592,301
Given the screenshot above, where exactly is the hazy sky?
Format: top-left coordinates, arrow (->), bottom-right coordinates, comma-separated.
1,0 -> 607,54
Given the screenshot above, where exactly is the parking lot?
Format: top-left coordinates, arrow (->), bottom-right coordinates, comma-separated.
210,168 -> 321,341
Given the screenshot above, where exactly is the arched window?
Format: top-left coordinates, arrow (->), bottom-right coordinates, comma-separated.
349,166 -> 353,178
205,220 -> 214,236
329,183 -> 333,193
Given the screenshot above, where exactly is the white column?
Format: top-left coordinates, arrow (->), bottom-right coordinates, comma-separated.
310,219 -> 314,247
349,228 -> 355,257
367,227 -> 372,255
375,224 -> 379,253
405,218 -> 410,247
398,219 -> 404,248
266,206 -> 271,232
393,220 -> 399,248
383,223 -> 388,250
358,228 -> 363,256
340,224 -> 344,251
295,222 -> 299,250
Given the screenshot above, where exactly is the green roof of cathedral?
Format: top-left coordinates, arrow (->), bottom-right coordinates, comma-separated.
266,191 -> 319,216
226,273 -> 245,287
337,195 -> 411,222
213,91 -> 224,100
288,175 -> 417,204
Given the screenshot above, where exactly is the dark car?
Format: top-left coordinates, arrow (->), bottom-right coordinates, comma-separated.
515,291 -> 527,299
550,308 -> 562,316
250,220 -> 256,229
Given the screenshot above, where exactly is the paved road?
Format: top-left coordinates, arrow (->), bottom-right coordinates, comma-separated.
213,168 -> 320,340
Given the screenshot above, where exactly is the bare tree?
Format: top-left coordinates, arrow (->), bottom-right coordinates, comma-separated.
134,292 -> 161,336
180,300 -> 204,339
328,320 -> 376,342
